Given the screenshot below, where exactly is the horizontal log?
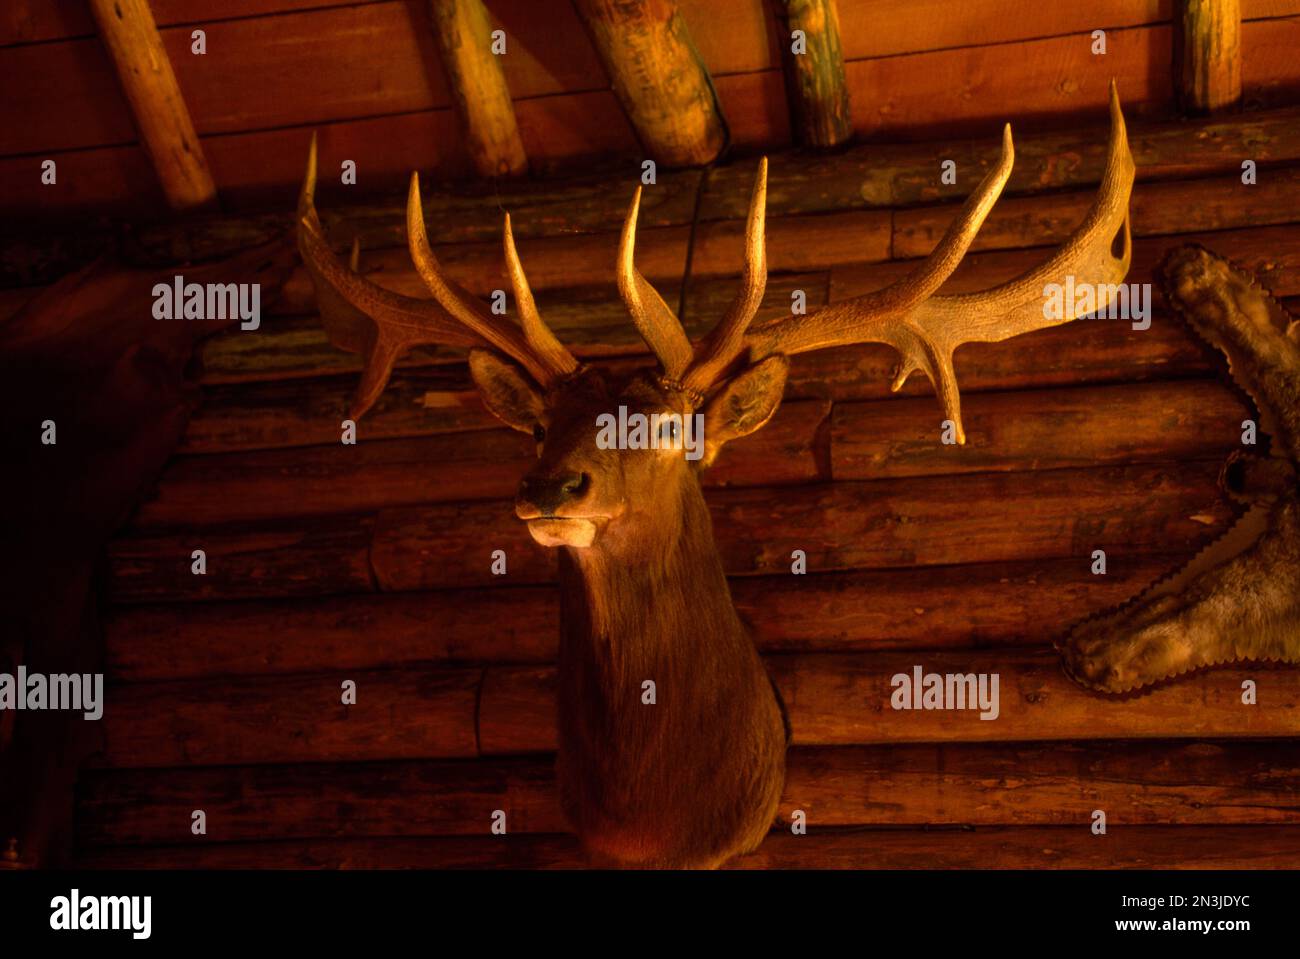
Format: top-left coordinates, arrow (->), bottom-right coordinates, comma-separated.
832,379 -> 1250,480
182,367 -> 499,451
479,649 -> 1300,755
0,145 -> 694,282
103,554 -> 1182,681
99,668 -> 481,768
89,645 -> 1300,769
130,399 -> 830,527
104,586 -> 560,681
264,195 -> 1300,321
106,460 -> 1231,602
369,461 -> 1231,591
78,756 -> 562,845
73,824 -> 1300,869
184,308 -> 1215,453
192,272 -> 818,387
106,514 -> 374,604
833,223 -> 1300,302
734,824 -> 1300,869
276,223 -> 695,314
781,315 -> 1216,404
892,164 -> 1300,259
194,223 -> 1296,388
10,98 -> 1290,281
74,834 -> 590,868
692,207 -> 892,277
75,739 -> 1300,847
132,165 -> 704,266
700,107 -> 1300,221
263,202 -> 884,322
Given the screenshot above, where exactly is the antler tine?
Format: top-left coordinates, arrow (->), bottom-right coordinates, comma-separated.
895,80 -> 1135,443
618,185 -> 695,380
948,80 -> 1134,323
298,131 -> 320,227
744,80 -> 1135,446
406,173 -> 562,387
748,121 -> 1017,360
503,212 -> 579,379
296,134 -> 495,419
300,134 -> 579,418
682,157 -> 768,395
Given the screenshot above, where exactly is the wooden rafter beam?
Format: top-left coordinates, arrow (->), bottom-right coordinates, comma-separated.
89,0 -> 217,212
776,0 -> 852,148
572,0 -> 727,167
1176,0 -> 1242,113
427,0 -> 528,178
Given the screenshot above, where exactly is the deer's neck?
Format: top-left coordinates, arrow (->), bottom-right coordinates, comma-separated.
552,475 -> 786,867
558,478 -> 745,674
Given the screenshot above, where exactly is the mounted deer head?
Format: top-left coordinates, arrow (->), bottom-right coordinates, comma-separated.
297,83 -> 1134,868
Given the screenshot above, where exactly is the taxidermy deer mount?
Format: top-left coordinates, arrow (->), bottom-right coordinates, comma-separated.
297,83 -> 1134,868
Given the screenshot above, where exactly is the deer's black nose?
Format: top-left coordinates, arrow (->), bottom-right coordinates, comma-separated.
519,471 -> 589,514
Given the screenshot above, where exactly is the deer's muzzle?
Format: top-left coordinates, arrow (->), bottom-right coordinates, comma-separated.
516,471 -> 598,548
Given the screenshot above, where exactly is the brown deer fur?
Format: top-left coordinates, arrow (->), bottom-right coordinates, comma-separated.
472,357 -> 790,868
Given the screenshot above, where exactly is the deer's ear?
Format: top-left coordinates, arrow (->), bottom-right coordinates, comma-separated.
469,348 -> 546,433
701,354 -> 789,463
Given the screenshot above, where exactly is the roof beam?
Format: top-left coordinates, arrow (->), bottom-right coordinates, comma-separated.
572,0 -> 727,167
427,0 -> 528,178
89,0 -> 217,212
1176,0 -> 1242,113
776,0 -> 852,148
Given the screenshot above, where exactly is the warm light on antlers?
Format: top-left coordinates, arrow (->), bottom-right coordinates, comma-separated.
298,82 -> 1134,442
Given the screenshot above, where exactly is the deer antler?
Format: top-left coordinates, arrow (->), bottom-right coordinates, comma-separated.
296,134 -> 577,418
617,82 -> 1135,439
617,158 -> 769,397
745,81 -> 1135,441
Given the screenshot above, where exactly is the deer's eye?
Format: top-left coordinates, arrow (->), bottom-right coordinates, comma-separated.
658,418 -> 680,445
532,423 -> 547,444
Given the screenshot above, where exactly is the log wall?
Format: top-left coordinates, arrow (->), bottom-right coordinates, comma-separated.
5,17 -> 1299,870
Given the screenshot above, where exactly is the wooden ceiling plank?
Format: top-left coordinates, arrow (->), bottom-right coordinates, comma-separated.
88,0 -> 217,212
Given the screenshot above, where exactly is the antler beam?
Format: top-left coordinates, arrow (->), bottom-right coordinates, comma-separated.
296,135 -> 575,418
745,80 -> 1135,442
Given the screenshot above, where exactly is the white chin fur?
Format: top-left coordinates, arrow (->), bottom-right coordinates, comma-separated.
526,518 -> 597,548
